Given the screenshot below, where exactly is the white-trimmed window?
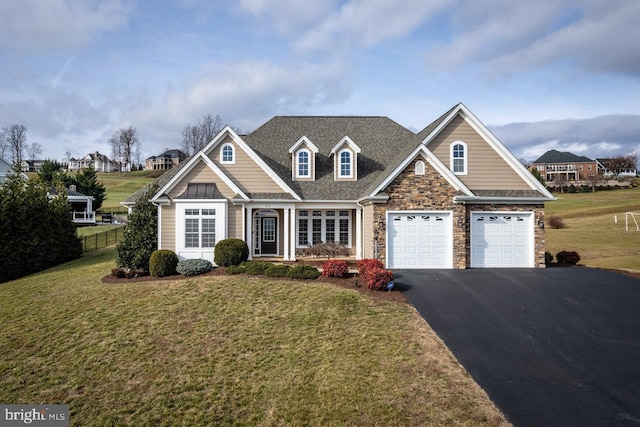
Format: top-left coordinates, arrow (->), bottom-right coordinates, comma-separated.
184,208 -> 216,248
297,150 -> 310,178
415,160 -> 425,175
450,141 -> 467,175
221,143 -> 234,164
297,209 -> 351,247
339,150 -> 352,178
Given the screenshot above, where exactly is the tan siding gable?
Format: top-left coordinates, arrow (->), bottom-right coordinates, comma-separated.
167,160 -> 237,199
428,114 -> 530,191
211,136 -> 285,194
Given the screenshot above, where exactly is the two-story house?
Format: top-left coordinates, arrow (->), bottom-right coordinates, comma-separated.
68,151 -> 119,173
145,149 -> 187,171
124,104 -> 553,269
530,150 -> 599,183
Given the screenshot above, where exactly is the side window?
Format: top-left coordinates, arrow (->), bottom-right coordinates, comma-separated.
297,150 -> 310,178
450,141 -> 467,175
221,143 -> 234,164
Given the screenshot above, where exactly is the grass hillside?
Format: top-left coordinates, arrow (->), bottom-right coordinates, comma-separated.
545,187 -> 640,270
0,248 -> 507,426
97,172 -> 156,210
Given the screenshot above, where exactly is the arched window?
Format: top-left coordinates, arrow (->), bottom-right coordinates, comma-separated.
297,150 -> 310,177
339,150 -> 352,177
450,141 -> 467,174
415,160 -> 425,175
221,143 -> 234,164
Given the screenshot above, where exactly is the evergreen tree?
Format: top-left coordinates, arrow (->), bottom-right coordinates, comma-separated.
73,166 -> 107,210
115,184 -> 158,272
37,160 -> 72,187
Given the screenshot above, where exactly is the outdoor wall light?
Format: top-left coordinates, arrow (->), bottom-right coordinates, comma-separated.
538,219 -> 545,229
457,219 -> 466,228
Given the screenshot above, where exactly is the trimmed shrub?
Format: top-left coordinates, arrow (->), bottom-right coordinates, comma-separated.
363,267 -> 394,291
214,238 -> 249,267
547,216 -> 565,229
177,258 -> 213,276
149,249 -> 179,277
287,265 -> 321,279
321,259 -> 349,278
545,251 -> 554,266
556,250 -> 580,265
226,265 -> 246,275
357,259 -> 384,276
243,261 -> 271,275
264,264 -> 292,277
303,242 -> 350,258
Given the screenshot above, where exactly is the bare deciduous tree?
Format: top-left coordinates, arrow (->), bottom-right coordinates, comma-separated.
26,142 -> 42,161
181,114 -> 223,156
109,126 -> 140,173
0,132 -> 6,159
2,124 -> 27,165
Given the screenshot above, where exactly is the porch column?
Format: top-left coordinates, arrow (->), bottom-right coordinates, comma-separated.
290,207 -> 297,261
355,207 -> 363,260
246,207 -> 253,260
284,208 -> 290,260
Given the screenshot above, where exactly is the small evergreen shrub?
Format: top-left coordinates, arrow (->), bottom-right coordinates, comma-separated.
545,251 -> 554,266
357,259 -> 384,276
176,258 -> 213,276
214,238 -> 249,267
149,249 -> 179,277
556,250 -> 580,265
264,264 -> 292,277
243,261 -> 271,275
321,259 -> 349,278
226,265 -> 246,275
363,267 -> 394,291
547,216 -> 565,229
287,265 -> 321,279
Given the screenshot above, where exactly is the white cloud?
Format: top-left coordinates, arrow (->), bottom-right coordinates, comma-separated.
295,0 -> 449,52
0,0 -> 133,52
238,0 -> 338,35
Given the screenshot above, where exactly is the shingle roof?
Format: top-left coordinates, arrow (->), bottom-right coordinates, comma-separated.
243,116 -> 417,200
532,150 -> 593,164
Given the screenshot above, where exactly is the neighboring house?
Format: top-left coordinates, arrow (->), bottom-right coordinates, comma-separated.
124,103 -> 554,269
20,159 -> 47,173
68,151 -> 119,173
0,157 -> 28,185
145,149 -> 187,171
596,157 -> 638,178
530,150 -> 599,183
49,185 -> 96,225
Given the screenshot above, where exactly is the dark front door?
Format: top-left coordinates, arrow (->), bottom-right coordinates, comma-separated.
261,217 -> 277,254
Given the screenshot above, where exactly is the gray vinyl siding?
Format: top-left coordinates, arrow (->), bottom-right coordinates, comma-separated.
429,114 -> 531,191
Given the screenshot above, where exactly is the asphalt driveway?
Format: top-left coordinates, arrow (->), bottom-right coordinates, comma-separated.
396,268 -> 640,427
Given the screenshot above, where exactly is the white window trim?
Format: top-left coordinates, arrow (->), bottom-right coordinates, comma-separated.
296,209 -> 351,248
415,160 -> 425,175
221,143 -> 235,164
450,141 -> 468,175
296,149 -> 311,179
338,149 -> 353,178
175,201 -> 227,261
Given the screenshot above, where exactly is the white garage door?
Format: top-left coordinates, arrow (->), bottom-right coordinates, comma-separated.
387,212 -> 452,269
471,212 -> 533,268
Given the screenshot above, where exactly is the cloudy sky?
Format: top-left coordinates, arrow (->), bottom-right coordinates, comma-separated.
1,0 -> 640,164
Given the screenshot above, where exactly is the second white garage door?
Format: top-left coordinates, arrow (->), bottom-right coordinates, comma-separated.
387,212 -> 452,269
470,212 -> 534,268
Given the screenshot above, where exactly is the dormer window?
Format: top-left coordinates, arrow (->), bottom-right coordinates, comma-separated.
330,136 -> 361,181
221,143 -> 234,164
289,136 -> 318,181
450,141 -> 467,175
339,150 -> 352,177
297,150 -> 310,178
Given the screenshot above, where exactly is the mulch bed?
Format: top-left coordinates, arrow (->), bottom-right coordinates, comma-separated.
101,268 -> 408,304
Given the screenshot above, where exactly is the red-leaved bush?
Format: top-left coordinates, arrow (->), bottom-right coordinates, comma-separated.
356,259 -> 383,276
363,267 -> 394,290
321,259 -> 349,278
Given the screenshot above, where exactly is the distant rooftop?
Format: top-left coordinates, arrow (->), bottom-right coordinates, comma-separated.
532,150 -> 593,164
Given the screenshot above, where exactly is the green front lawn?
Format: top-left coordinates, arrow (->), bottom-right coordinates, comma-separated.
0,249 -> 507,426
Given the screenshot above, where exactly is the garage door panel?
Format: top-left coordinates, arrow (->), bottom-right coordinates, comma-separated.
471,212 -> 533,268
388,212 -> 452,269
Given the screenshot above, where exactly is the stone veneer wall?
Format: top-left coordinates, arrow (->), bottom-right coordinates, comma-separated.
372,158 -> 467,268
372,157 -> 547,269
